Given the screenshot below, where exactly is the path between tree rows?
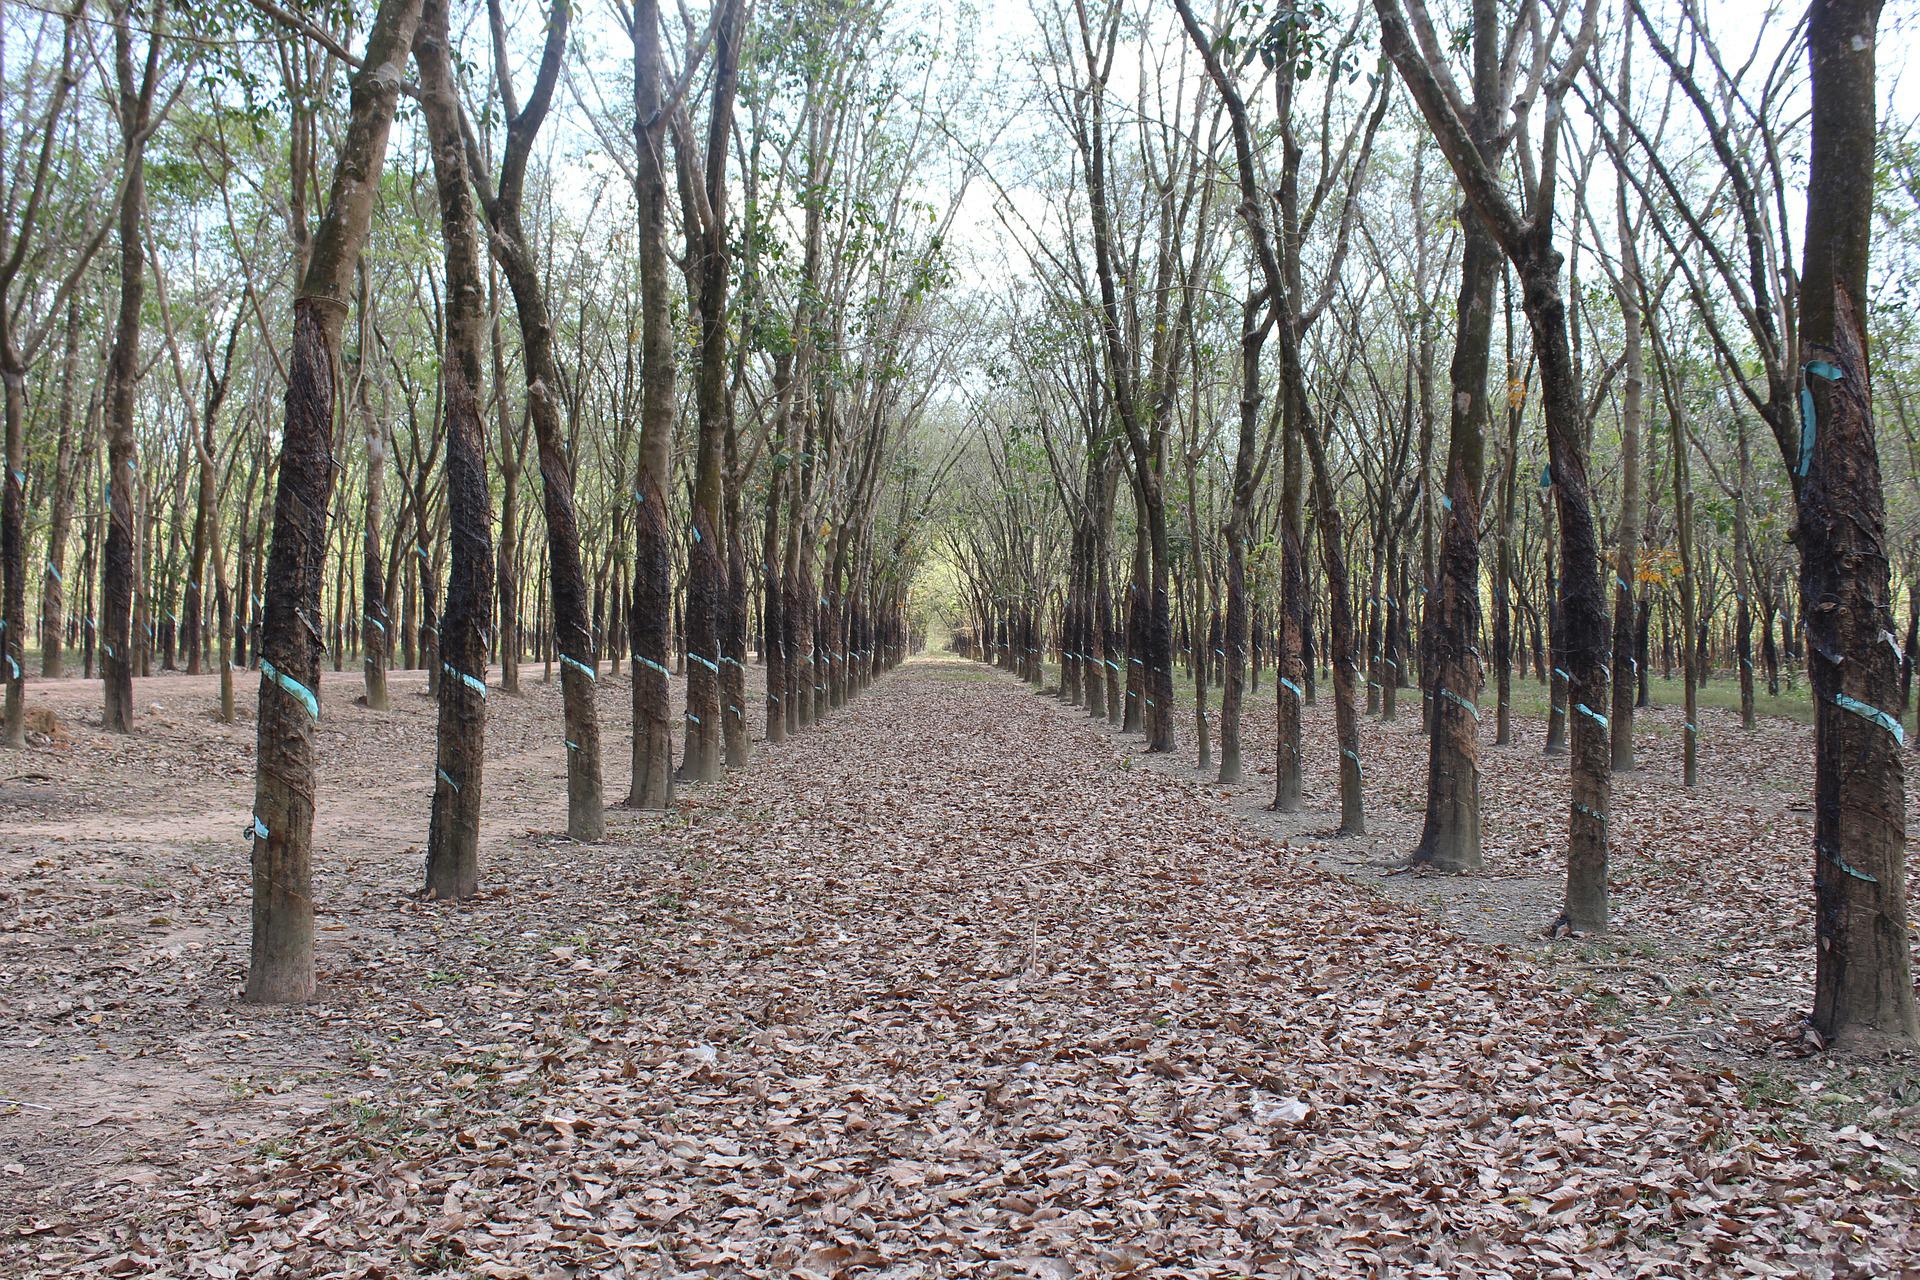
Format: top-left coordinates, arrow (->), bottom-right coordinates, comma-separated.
2,657 -> 1916,1277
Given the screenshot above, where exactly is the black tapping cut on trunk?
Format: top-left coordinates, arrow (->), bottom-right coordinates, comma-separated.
721,478 -> 750,767
361,376 -> 390,711
479,0 -> 604,839
762,475 -> 787,743
418,0 -> 494,901
1274,424 -> 1306,812
630,479 -> 676,804
680,506 -> 724,782
1797,0 -> 1916,1048
246,0 -> 424,1004
1412,217 -> 1496,869
626,0 -> 679,809
1303,416 -> 1365,836
1374,0 -> 1610,932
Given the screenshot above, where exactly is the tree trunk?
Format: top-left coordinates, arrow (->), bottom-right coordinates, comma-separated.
762,356 -> 791,744
1796,0 -> 1917,1048
1610,89 -> 1645,770
1304,417 -> 1365,835
246,0 -> 423,1003
481,0 -> 605,838
361,366 -> 390,710
491,306 -> 520,699
1411,202 -> 1496,868
1735,421 -> 1756,729
100,7 -> 157,735
1274,421 -> 1306,811
42,312 -> 88,680
678,0 -> 743,784
418,0 -> 494,899
626,0 -> 679,808
0,362 -> 26,745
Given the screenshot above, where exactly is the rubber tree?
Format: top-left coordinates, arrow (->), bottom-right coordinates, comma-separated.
626,0 -> 702,808
1377,0 -> 1613,931
101,0 -> 174,735
1065,0 -> 1204,755
472,0 -> 605,839
359,277 -> 391,712
1402,0 -> 1501,871
43,304 -> 97,681
245,0 -> 425,1003
1606,35 -> 1645,771
762,355 -> 794,743
0,7 -> 94,736
1793,0 -> 1917,1048
1176,0 -> 1382,823
678,0 -> 745,783
417,0 -> 494,900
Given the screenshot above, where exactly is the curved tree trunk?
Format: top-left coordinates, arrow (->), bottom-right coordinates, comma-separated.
1411,215 -> 1495,869
418,0 -> 494,899
245,0 -> 424,1003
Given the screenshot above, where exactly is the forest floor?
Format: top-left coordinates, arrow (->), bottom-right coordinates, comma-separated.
1,654 -> 1918,1277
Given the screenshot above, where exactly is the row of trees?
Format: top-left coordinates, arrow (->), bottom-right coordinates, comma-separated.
942,0 -> 1916,1050
0,0 -> 973,1000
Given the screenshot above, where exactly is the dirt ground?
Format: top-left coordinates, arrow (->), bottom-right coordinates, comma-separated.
1,655 -> 1917,1277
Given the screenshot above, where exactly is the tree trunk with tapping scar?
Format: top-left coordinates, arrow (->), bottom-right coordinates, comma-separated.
477,0 -> 603,837
1406,0 -> 1498,870
1219,523 -> 1248,782
42,310 -> 90,681
1664,351 -> 1698,788
1274,420 -> 1306,811
785,456 -> 815,734
1544,512 -> 1567,755
246,0 -> 424,1003
1376,0 -> 1611,931
1302,412 -> 1364,835
0,12 -> 85,731
200,438 -> 236,724
101,0 -> 167,736
1532,271 -> 1613,931
762,355 -> 792,743
183,320 -> 240,680
678,0 -> 743,783
1413,217 -> 1495,865
1122,550 -> 1145,733
1734,420 -> 1756,729
1383,555 -> 1403,721
1062,526 -> 1084,705
361,357 -> 390,711
626,0 -> 679,808
1099,545 -> 1120,723
1493,315 -> 1521,747
815,532 -> 838,722
0,358 -> 24,744
1218,288 -> 1272,784
417,0 -> 493,899
1610,40 -> 1645,771
721,459 -> 750,767
490,306 -> 520,698
1795,0 -> 1917,1048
